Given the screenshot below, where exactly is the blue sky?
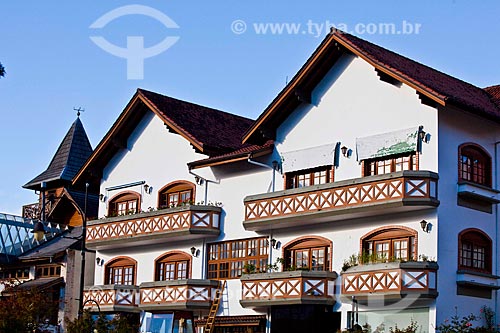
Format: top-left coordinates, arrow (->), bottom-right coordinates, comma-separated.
1,1 -> 499,215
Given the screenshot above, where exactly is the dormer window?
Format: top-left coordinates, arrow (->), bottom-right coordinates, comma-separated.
285,166 -> 333,189
459,144 -> 491,187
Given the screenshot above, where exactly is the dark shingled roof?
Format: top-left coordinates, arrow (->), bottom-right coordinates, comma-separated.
24,117 -> 93,189
335,31 -> 500,120
138,89 -> 255,154
7,277 -> 64,292
18,227 -> 81,261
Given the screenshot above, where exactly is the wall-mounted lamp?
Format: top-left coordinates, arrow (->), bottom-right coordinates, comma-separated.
418,126 -> 431,144
341,146 -> 353,158
99,194 -> 105,202
190,246 -> 199,257
420,220 -> 430,233
270,238 -> 280,249
144,184 -> 152,194
96,257 -> 105,266
31,221 -> 46,242
194,176 -> 204,186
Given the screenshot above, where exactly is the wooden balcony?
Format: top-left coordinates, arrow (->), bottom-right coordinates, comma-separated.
244,171 -> 438,231
83,285 -> 140,312
139,279 -> 219,311
86,205 -> 221,249
341,261 -> 438,301
240,271 -> 337,308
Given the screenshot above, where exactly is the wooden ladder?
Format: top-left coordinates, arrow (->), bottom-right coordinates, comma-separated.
204,280 -> 226,333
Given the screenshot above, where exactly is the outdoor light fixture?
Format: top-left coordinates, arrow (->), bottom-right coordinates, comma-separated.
420,220 -> 430,233
341,146 -> 352,158
31,221 -> 46,242
144,184 -> 151,194
99,194 -> 105,202
191,246 -> 198,257
96,257 -> 104,266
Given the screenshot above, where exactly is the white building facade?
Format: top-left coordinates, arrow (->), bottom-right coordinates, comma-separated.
77,31 -> 500,333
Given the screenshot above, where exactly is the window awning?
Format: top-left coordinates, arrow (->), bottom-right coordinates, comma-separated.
280,143 -> 337,173
356,127 -> 419,161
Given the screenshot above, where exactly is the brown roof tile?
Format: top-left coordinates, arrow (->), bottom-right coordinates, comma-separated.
484,85 -> 500,109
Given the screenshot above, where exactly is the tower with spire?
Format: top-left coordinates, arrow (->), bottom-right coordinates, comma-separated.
22,116 -> 98,226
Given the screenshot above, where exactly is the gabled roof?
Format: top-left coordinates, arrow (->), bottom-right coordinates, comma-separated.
24,117 -> 93,190
73,89 -> 254,185
242,30 -> 500,144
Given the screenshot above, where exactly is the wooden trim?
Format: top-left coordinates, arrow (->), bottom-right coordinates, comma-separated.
154,250 -> 192,280
108,190 -> 141,216
157,181 -> 196,209
458,142 -> 492,187
105,256 -> 138,285
359,226 -> 418,261
282,236 -> 333,271
189,156 -> 249,169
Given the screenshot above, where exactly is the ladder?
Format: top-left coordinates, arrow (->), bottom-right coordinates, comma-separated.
204,280 -> 226,333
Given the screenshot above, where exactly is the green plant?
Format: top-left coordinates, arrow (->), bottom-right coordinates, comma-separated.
435,308 -> 478,333
389,319 -> 419,333
243,263 -> 256,274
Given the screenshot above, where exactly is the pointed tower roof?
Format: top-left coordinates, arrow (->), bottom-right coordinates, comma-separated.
23,117 -> 93,190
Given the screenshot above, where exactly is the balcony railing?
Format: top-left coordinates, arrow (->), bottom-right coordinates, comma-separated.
244,171 -> 438,231
341,261 -> 438,300
83,285 -> 140,312
240,271 -> 337,308
86,205 -> 221,249
139,279 -> 219,311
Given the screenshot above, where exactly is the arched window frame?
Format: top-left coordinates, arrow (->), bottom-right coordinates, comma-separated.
458,228 -> 492,274
360,226 -> 418,262
108,191 -> 141,217
105,256 -> 137,285
155,251 -> 192,281
282,236 -> 332,271
157,181 -> 196,209
458,143 -> 492,187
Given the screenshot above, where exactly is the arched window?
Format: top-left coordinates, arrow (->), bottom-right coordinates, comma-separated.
361,227 -> 417,262
108,191 -> 140,217
158,181 -> 195,209
283,236 -> 331,271
458,229 -> 492,273
105,257 -> 136,285
459,144 -> 491,187
155,251 -> 191,281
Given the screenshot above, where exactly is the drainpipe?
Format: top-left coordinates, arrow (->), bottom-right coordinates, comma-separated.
188,169 -> 220,204
247,155 -> 278,192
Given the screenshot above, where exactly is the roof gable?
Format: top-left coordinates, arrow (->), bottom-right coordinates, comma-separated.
242,30 -> 500,144
73,89 -> 254,185
24,117 -> 93,190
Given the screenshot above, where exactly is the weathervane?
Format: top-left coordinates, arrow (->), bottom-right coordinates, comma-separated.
74,107 -> 85,117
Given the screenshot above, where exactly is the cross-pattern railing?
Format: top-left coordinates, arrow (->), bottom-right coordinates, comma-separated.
244,171 -> 438,222
86,205 -> 221,244
83,285 -> 139,310
342,262 -> 438,296
240,271 -> 337,306
140,280 -> 218,309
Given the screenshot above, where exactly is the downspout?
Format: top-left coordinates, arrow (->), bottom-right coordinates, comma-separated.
188,169 -> 219,280
247,155 -> 279,269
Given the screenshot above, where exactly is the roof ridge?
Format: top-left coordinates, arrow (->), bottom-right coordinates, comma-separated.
137,88 -> 254,122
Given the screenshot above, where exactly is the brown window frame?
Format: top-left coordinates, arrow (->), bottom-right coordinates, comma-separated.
0,268 -> 30,280
36,264 -> 62,278
361,227 -> 417,262
363,152 -> 418,177
105,257 -> 137,285
108,191 -> 140,217
284,166 -> 334,190
283,237 -> 332,271
458,229 -> 492,274
207,237 -> 269,280
155,252 -> 191,281
458,143 -> 491,187
158,181 -> 196,209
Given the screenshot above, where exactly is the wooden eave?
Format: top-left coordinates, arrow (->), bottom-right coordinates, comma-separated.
242,31 -> 447,145
73,91 -> 207,186
188,144 -> 274,170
